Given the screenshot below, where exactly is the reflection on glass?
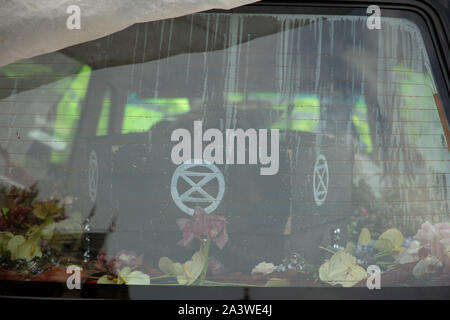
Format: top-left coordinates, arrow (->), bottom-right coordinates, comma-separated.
0,11 -> 448,290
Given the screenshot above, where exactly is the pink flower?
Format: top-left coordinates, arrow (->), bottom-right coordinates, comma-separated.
361,208 -> 369,217
95,250 -> 144,276
414,221 -> 450,263
114,250 -> 144,271
415,221 -> 437,244
176,207 -> 228,249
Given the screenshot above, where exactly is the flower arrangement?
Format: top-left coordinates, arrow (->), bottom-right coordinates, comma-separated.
390,221 -> 450,282
2,184 -> 448,288
318,220 -> 450,287
157,207 -> 231,286
0,185 -> 83,281
349,180 -> 416,240
318,227 -> 409,287
154,207 -> 316,287
240,251 -> 318,287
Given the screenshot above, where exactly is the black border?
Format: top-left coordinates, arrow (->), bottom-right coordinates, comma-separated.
1,280 -> 450,300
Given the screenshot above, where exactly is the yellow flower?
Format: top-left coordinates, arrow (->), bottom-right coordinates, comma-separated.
117,267 -> 150,285
97,275 -> 116,284
159,256 -> 184,275
177,251 -> 204,285
158,250 -> 205,285
358,228 -> 372,245
7,235 -> 42,261
319,251 -> 367,287
378,228 -> 404,252
97,267 -> 150,285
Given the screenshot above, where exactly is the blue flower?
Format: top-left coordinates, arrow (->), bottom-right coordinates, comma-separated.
402,237 -> 413,248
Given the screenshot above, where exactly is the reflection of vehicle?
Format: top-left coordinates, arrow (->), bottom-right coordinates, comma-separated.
0,0 -> 449,295
59,65 -> 355,269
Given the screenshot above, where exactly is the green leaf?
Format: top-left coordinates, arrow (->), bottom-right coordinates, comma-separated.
1,208 -> 9,219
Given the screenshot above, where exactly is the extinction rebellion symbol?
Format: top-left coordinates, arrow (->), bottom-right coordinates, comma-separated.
313,154 -> 329,206
171,159 -> 225,215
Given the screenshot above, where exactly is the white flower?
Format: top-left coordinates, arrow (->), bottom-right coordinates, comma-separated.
41,222 -> 55,240
55,212 -> 82,235
395,240 -> 421,264
117,267 -> 150,285
251,262 -> 276,275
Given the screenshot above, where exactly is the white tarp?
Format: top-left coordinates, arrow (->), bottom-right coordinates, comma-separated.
0,0 -> 259,67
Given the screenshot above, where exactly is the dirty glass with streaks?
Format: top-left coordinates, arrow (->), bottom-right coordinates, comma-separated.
0,9 -> 448,290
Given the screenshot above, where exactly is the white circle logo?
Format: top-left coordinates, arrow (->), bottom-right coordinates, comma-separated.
88,150 -> 98,203
171,159 -> 225,215
313,154 -> 329,206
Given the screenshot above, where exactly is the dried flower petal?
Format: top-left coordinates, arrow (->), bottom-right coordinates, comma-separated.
176,207 -> 228,249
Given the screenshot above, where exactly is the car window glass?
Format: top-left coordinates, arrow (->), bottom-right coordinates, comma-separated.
0,10 -> 448,291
